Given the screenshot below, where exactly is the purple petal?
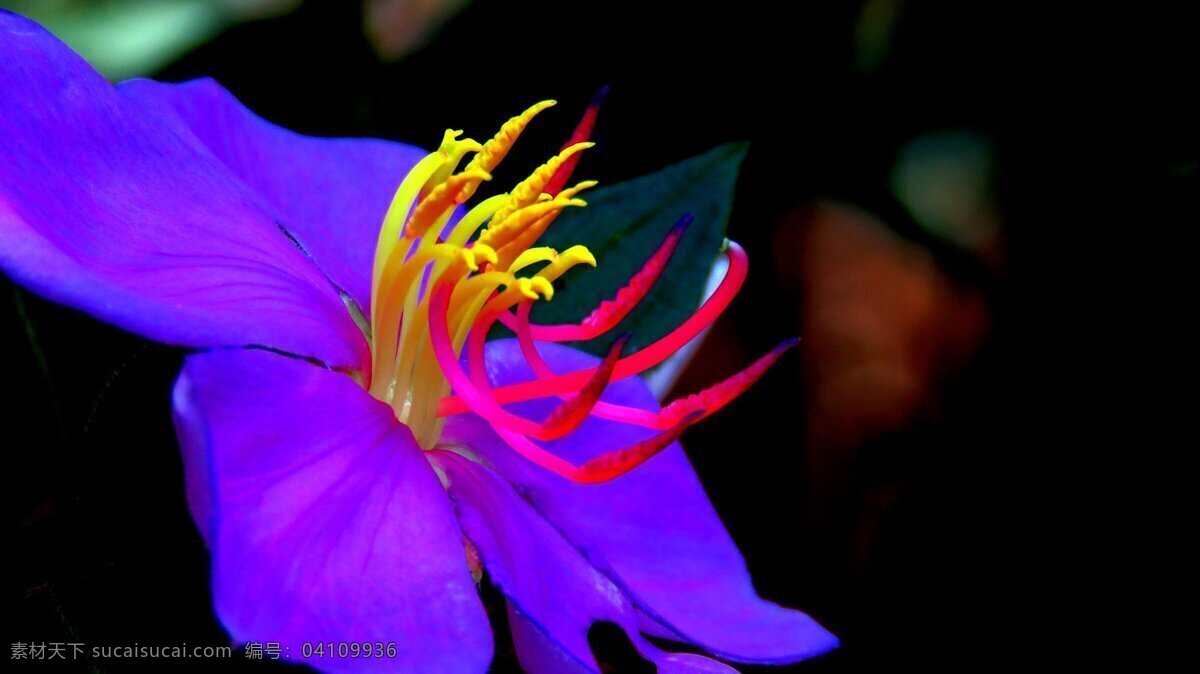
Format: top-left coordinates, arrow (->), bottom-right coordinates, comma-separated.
173,349 -> 491,673
431,450 -> 737,674
0,12 -> 364,367
440,339 -> 839,665
118,77 -> 428,312
507,607 -> 739,674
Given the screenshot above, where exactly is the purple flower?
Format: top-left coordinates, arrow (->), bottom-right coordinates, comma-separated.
1,11 -> 837,673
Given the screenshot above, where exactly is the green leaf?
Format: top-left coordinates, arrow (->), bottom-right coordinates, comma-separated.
528,141 -> 748,356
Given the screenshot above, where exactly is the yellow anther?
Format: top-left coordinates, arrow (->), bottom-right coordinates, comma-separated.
466,101 -> 556,174
494,181 -> 598,269
516,276 -> 555,301
510,247 -> 558,274
556,179 -> 599,200
493,142 -> 594,225
445,194 -> 508,248
530,276 -> 554,300
536,245 -> 597,282
436,129 -> 484,162
460,249 -> 481,272
479,197 -> 585,251
470,243 -> 499,267
542,241 -> 597,275
517,278 -> 539,300
438,129 -> 465,153
405,170 -> 492,239
427,130 -> 484,188
494,180 -> 598,270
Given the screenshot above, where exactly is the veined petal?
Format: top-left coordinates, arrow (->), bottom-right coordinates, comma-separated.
119,77 -> 429,313
0,12 -> 364,368
432,450 -> 736,674
440,339 -> 838,665
173,349 -> 491,673
506,608 -> 738,674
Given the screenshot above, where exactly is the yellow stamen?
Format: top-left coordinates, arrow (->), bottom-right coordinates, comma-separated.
427,129 -> 483,189
458,100 -> 557,201
508,247 -> 559,274
405,170 -> 492,239
363,101 -> 597,448
536,245 -> 598,282
478,197 -> 586,251
491,142 -> 594,225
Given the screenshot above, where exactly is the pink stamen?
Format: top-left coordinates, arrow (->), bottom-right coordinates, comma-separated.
545,86 -> 608,197
539,333 -> 628,438
438,240 -> 749,416
513,300 -> 662,427
433,282 -> 695,483
429,283 -> 548,439
494,412 -> 697,484
505,214 -> 691,342
657,338 -> 798,426
433,287 -> 622,443
513,296 -> 796,431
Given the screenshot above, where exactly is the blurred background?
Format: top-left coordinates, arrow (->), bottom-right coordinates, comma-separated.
2,0 -> 1193,672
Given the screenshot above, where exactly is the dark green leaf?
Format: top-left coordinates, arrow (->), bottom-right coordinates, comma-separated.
528,141 -> 748,356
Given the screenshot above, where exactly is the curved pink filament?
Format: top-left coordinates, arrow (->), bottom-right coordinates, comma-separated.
468,302 -> 624,441
513,301 -> 662,427
494,413 -> 697,484
437,240 -> 749,417
498,214 -> 691,342
431,283 -> 696,482
539,333 -> 629,436
513,298 -> 796,430
545,85 -> 608,196
431,286 -> 620,443
656,338 -> 798,425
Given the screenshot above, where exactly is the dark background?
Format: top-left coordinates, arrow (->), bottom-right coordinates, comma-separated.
3,1 -> 1193,672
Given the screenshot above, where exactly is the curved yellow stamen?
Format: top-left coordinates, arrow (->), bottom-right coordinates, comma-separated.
492,142 -> 594,225
405,170 -> 492,239
364,100 -> 598,448
537,245 -> 597,282
478,197 -> 586,251
427,129 -> 483,188
458,100 -> 556,201
446,194 -> 509,248
509,247 -> 559,274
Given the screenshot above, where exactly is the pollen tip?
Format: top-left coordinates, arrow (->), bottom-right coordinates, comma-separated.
558,245 -> 596,269
531,276 -> 555,300
781,336 -> 801,349
473,243 -> 499,266
592,85 -> 611,104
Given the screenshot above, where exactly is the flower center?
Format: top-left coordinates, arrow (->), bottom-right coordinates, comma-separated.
365,95 -> 792,482
365,101 -> 595,448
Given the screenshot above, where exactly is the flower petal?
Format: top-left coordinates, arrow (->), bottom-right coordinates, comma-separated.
440,339 -> 838,665
431,449 -> 736,674
0,12 -> 364,367
173,349 -> 491,673
118,76 -> 428,312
